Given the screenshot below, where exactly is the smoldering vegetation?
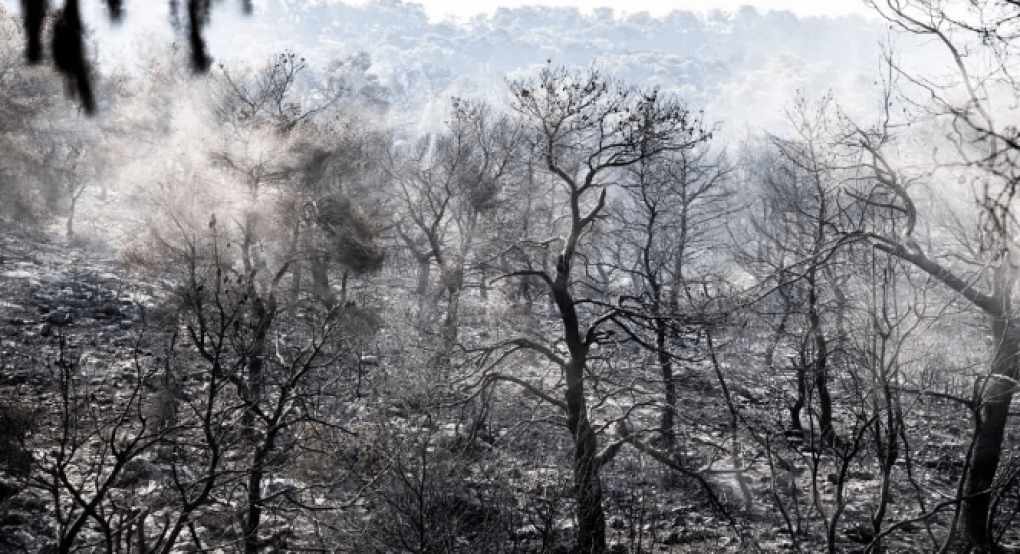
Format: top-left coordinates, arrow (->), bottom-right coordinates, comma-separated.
4,2 -> 1020,554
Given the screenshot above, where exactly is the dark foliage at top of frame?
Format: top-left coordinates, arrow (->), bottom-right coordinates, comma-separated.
19,0 -> 254,115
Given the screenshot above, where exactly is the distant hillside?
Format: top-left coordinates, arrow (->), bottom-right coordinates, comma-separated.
188,1 -> 890,136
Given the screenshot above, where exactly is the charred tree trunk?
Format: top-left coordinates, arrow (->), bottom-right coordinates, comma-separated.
339,270 -> 349,305
441,261 -> 463,345
242,292 -> 273,428
807,268 -> 836,446
136,513 -> 145,554
874,241 -> 1020,552
657,322 -> 677,450
310,254 -> 335,310
66,182 -> 87,240
289,219 -> 302,312
240,287 -> 276,554
815,332 -> 835,446
431,261 -> 463,371
479,265 -> 488,301
872,416 -> 899,553
244,434 -> 277,554
396,224 -> 433,298
790,350 -> 807,435
959,316 -> 1020,552
551,254 -> 606,554
415,253 -> 431,297
67,196 -> 77,240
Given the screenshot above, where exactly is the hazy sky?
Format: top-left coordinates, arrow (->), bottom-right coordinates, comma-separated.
401,0 -> 878,21
0,0 -> 878,25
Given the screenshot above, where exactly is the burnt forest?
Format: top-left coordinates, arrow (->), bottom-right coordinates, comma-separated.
2,1 -> 1020,553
